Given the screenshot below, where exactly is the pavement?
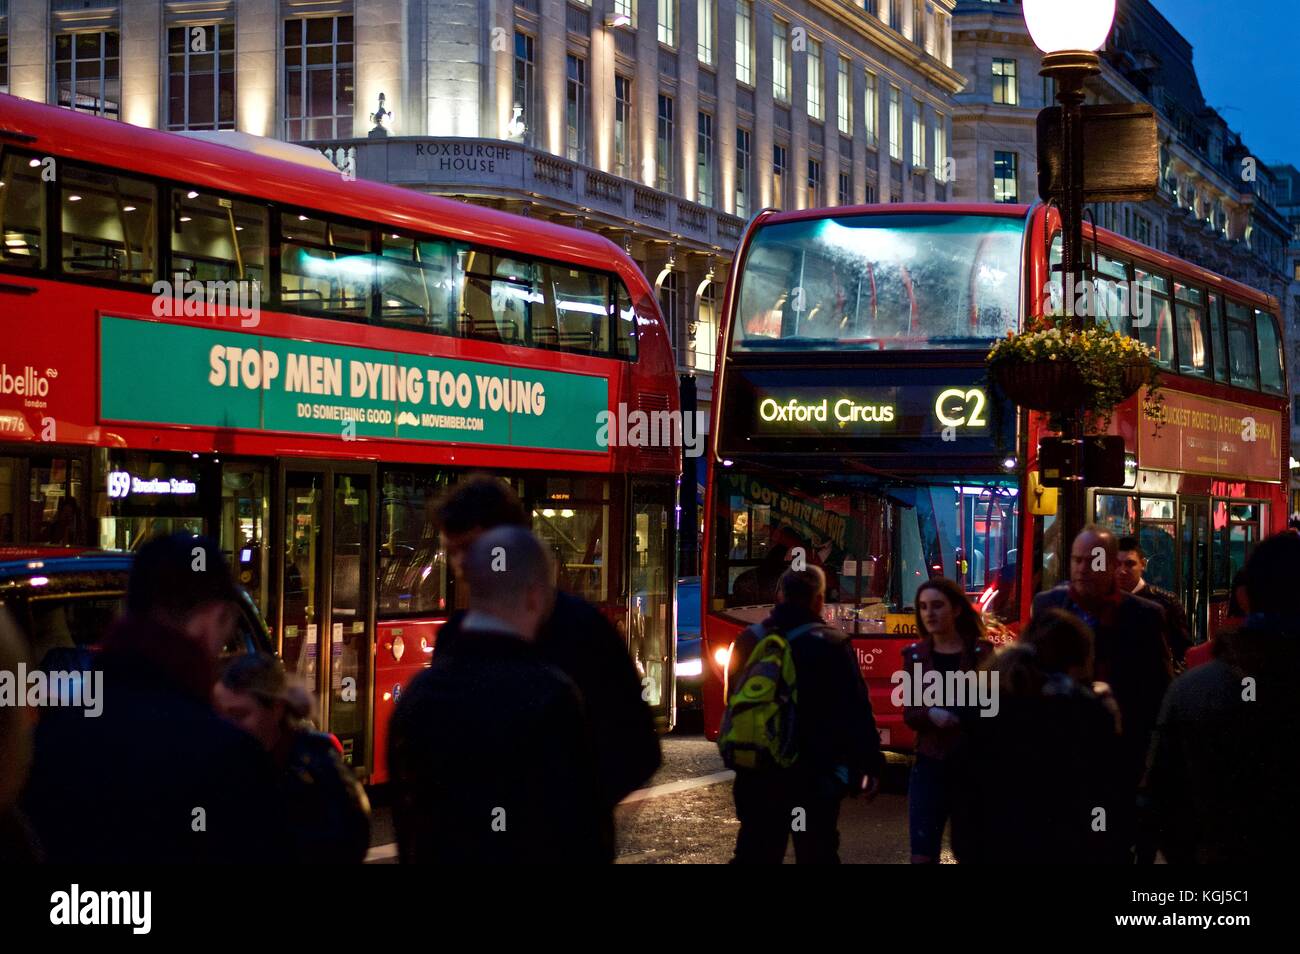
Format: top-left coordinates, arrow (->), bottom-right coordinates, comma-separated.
367,732 -> 951,864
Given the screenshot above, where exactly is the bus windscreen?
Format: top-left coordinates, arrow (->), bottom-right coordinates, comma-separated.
733,213 -> 1024,351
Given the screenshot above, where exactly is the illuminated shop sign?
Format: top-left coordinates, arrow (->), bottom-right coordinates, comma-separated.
106,470 -> 198,499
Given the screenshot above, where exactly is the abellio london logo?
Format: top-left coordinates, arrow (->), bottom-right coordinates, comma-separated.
0,364 -> 55,401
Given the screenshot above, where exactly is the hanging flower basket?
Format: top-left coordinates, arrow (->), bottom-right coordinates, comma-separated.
986,324 -> 1162,430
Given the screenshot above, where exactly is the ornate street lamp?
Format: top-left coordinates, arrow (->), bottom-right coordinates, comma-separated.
1023,0 -> 1117,557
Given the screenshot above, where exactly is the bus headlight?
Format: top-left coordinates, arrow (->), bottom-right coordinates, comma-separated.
677,658 -> 703,677
713,646 -> 733,667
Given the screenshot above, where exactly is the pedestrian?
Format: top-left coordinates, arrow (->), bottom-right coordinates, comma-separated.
388,526 -> 606,863
22,534 -> 289,863
1185,568 -> 1247,670
901,578 -> 996,864
722,566 -> 883,864
1116,535 -> 1191,668
1142,532 -> 1300,862
428,475 -> 659,827
215,653 -> 371,864
0,608 -> 41,863
1032,526 -> 1172,795
950,609 -> 1128,863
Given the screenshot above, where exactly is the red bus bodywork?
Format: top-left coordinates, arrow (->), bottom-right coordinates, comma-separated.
701,202 -> 1287,748
0,94 -> 680,781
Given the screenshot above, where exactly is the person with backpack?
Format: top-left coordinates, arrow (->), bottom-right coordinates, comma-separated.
721,566 -> 883,864
903,578 -> 996,864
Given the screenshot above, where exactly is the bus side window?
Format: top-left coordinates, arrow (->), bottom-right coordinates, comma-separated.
548,265 -> 610,354
615,281 -> 638,358
0,152 -> 46,269
279,212 -> 373,319
170,188 -> 268,285
1133,268 -> 1173,369
1225,300 -> 1259,390
378,232 -> 462,334
1207,293 -> 1229,383
60,164 -> 157,284
1173,283 -> 1209,378
1255,309 -> 1285,395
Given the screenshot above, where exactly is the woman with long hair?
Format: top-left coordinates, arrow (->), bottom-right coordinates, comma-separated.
902,578 -> 995,863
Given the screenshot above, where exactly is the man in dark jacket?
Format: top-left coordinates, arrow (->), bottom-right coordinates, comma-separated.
1142,531 -> 1300,863
389,526 -> 606,863
725,567 -> 883,864
22,534 -> 289,864
1117,535 -> 1191,668
429,476 -> 660,816
1032,526 -> 1172,790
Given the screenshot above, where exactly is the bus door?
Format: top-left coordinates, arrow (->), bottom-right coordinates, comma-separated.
277,462 -> 377,776
1178,496 -> 1211,644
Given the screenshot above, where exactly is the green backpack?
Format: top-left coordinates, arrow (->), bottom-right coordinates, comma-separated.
718,623 -> 816,771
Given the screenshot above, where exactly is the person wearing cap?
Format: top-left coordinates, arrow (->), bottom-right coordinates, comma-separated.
23,533 -> 290,863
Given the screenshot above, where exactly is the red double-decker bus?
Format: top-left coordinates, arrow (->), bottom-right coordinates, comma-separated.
0,94 -> 680,781
701,202 -> 1287,749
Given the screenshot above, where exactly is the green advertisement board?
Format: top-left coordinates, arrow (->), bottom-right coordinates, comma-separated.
100,316 -> 610,452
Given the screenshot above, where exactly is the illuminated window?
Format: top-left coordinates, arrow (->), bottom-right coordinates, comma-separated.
283,16 -> 354,141
695,283 -> 717,373
773,19 -> 790,103
865,69 -> 878,148
992,58 -> 1018,105
167,24 -> 236,131
807,38 -> 823,122
54,29 -> 120,119
697,0 -> 715,66
697,111 -> 715,207
736,128 -> 752,218
658,0 -> 676,47
566,53 -> 587,163
615,74 -> 633,177
736,0 -> 754,85
888,85 -> 901,160
513,32 -> 536,146
773,143 -> 788,211
993,151 -> 1018,202
837,56 -> 852,136
934,116 -> 947,181
912,99 -> 925,168
657,93 -> 674,191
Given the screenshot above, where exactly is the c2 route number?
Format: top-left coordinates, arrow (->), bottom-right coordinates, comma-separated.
934,387 -> 988,429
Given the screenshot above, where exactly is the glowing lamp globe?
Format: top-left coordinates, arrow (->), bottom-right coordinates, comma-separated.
1023,0 -> 1116,54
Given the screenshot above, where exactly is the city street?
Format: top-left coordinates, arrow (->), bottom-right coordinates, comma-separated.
367,734 -> 946,864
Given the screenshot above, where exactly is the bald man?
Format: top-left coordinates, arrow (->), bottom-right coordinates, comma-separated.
388,526 -> 606,864
1033,526 -> 1172,791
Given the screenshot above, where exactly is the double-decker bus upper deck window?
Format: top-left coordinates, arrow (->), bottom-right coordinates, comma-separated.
279,212 -> 372,319
1255,309 -> 1284,395
1225,299 -> 1259,390
1174,283 -> 1210,378
1207,293 -> 1229,382
732,213 -> 1022,351
1089,252 -> 1131,325
378,232 -> 464,334
60,164 -> 157,284
461,250 -> 538,345
1132,268 -> 1173,368
0,152 -> 45,269
542,265 -> 610,353
615,281 -> 639,358
170,188 -> 268,285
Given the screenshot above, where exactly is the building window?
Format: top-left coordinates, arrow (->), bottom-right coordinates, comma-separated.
657,93 -> 674,192
615,74 -> 633,177
166,24 -> 236,131
838,169 -> 852,206
695,282 -> 717,373
658,0 -> 676,48
1,28 -> 9,94
994,150 -> 1018,203
912,99 -> 925,168
806,158 -> 821,208
807,38 -> 824,122
773,19 -> 790,103
736,0 -> 754,85
837,55 -> 852,136
1042,74 -> 1056,107
566,54 -> 587,163
284,16 -> 354,141
736,128 -> 751,218
865,181 -> 876,203
697,111 -> 714,207
614,0 -> 637,21
865,69 -> 878,148
697,0 -> 715,66
659,270 -> 680,353
992,57 -> 1018,105
934,116 -> 946,181
514,32 -> 536,146
888,85 -> 901,161
889,0 -> 901,30
773,143 -> 788,211
913,0 -> 925,47
54,29 -> 121,119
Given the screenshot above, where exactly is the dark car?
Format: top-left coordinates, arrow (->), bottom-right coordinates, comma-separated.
676,576 -> 702,716
0,548 -> 272,671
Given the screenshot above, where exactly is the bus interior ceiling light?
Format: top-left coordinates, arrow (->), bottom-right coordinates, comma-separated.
819,219 -> 915,263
